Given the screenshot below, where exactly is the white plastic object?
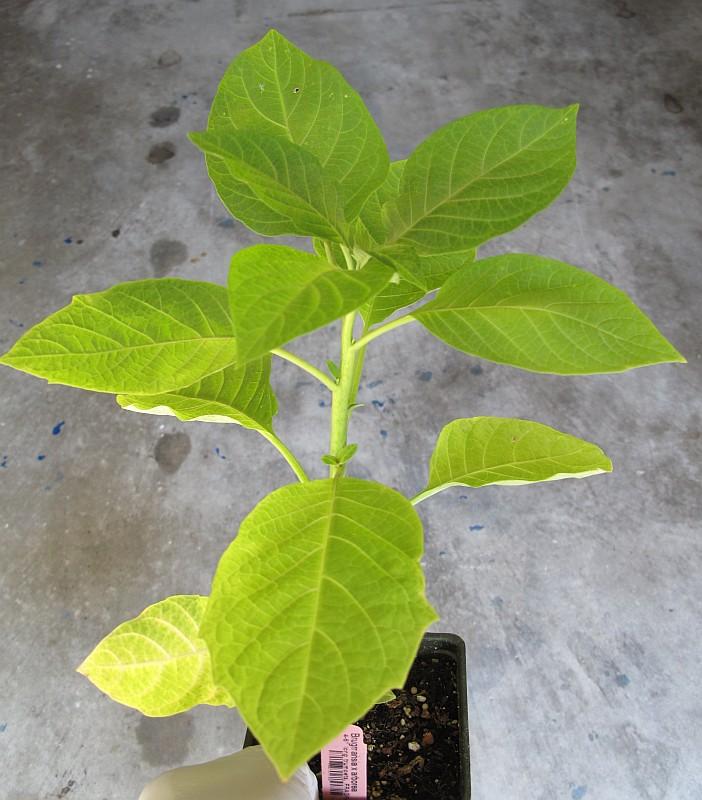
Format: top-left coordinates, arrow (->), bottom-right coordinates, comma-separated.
139,745 -> 319,800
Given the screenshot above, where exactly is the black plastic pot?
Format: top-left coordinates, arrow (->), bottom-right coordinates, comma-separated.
244,632 -> 470,799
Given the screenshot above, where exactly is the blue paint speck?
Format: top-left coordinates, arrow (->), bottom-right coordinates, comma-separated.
216,217 -> 235,228
419,371 -> 432,382
379,429 -> 388,439
9,319 -> 24,328
470,364 -> 483,375
459,494 -> 468,500
469,524 -> 485,532
0,455 -> 7,468
371,399 -> 384,409
367,379 -> 383,389
0,723 -> 6,733
615,673 -> 630,687
662,170 -> 677,176
63,237 -> 73,244
572,786 -> 588,799
52,421 -> 65,436
18,278 -> 27,284
214,446 -> 227,460
37,454 -> 46,461
439,550 -> 447,556
318,400 -> 326,407
32,259 -> 43,267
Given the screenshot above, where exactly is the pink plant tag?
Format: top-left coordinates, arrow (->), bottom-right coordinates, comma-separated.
321,724 -> 368,799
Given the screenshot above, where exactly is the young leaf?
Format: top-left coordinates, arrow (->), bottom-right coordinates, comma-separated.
337,442 -> 358,464
321,454 -> 339,466
201,478 -> 437,778
0,280 -> 237,394
375,690 -> 397,704
361,279 -> 425,327
326,359 -> 341,381
78,595 -> 234,717
413,254 -> 685,374
117,356 -> 277,433
190,130 -> 345,241
422,417 -> 612,499
383,104 -> 578,252
207,29 -> 389,219
229,245 -> 392,362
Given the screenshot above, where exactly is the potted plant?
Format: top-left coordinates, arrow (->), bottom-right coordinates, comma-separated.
0,29 -> 684,799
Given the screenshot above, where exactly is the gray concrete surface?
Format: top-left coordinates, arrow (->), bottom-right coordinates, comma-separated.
1,0 -> 700,798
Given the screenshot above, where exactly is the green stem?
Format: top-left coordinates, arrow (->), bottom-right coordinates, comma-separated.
409,485 -> 445,506
328,311 -> 358,477
350,315 -> 415,351
259,430 -> 309,483
271,348 -> 336,392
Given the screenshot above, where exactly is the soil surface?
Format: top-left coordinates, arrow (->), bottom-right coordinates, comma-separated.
310,651 -> 463,799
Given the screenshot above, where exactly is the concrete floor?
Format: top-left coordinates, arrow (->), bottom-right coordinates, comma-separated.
1,0 -> 701,798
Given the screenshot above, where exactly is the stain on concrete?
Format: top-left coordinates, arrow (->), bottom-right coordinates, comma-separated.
571,786 -> 588,799
157,49 -> 182,68
150,239 -> 187,277
615,673 -> 631,687
136,715 -> 194,767
154,432 -> 191,473
663,93 -> 684,113
149,106 -> 180,128
147,141 -> 176,164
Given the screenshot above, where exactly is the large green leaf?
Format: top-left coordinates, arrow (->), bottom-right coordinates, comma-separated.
422,417 -> 612,499
383,104 -> 578,252
78,595 -> 234,717
207,29 -> 389,219
117,356 -> 277,432
0,280 -> 237,394
413,254 -> 685,374
201,478 -> 437,778
191,130 -> 345,241
229,245 -> 391,362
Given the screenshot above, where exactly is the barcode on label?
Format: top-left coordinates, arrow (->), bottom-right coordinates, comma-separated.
321,724 -> 367,800
326,749 -> 345,796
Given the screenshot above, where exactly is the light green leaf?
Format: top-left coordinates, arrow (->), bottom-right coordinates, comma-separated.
78,595 -> 234,717
201,478 -> 437,778
191,130 -> 345,241
207,29 -> 389,219
361,278 -> 425,327
383,104 -> 578,252
353,159 -> 405,249
375,689 -> 396,704
0,280 -> 237,394
413,254 -> 685,374
229,245 -> 391,362
423,417 -> 612,499
117,356 -> 277,433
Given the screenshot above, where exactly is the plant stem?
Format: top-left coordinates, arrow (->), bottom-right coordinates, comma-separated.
409,485 -> 446,505
350,315 -> 415,351
328,311 -> 358,477
271,348 -> 336,392
259,430 -> 309,483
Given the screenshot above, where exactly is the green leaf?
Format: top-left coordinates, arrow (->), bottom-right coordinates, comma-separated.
117,356 -> 277,433
229,245 -> 391,362
353,160 -> 406,248
423,417 -> 612,498
326,359 -> 341,381
413,254 -> 685,374
201,478 -> 437,778
0,280 -> 237,394
78,595 -> 234,717
337,442 -> 358,464
207,29 -> 389,219
375,689 -> 396,704
383,104 -> 578,252
190,130 -> 345,241
321,454 -> 339,466
361,279 -> 425,327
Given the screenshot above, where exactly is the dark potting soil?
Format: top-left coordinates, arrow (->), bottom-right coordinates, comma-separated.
310,652 -> 462,799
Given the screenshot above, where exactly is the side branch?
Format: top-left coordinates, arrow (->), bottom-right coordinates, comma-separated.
272,348 -> 337,392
